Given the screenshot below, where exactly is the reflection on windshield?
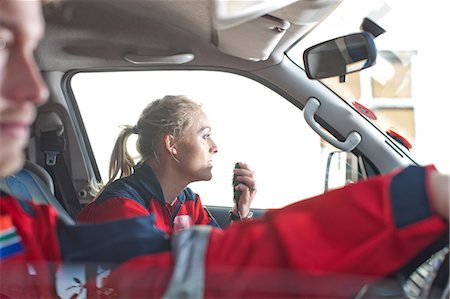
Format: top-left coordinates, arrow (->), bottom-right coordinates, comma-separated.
287,0 -> 450,173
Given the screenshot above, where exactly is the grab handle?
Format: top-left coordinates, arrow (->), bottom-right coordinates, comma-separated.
304,98 -> 361,152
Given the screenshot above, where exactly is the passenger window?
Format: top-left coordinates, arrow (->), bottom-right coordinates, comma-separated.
71,70 -> 352,209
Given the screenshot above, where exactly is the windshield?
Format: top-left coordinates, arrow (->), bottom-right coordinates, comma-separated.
287,0 -> 450,174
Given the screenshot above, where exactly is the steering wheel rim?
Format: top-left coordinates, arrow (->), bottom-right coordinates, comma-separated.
403,246 -> 449,298
355,233 -> 449,299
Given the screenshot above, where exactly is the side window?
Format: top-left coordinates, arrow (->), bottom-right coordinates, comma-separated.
71,70 -> 350,209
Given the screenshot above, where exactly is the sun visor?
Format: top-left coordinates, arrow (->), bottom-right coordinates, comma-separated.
216,14 -> 290,61
212,0 -> 297,30
213,0 -> 342,61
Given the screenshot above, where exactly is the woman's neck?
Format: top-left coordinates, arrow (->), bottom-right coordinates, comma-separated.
146,160 -> 187,204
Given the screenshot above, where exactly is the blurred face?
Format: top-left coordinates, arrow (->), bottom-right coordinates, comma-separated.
0,0 -> 48,177
175,110 -> 219,182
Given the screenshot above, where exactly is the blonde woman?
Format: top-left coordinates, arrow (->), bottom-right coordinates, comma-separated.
77,95 -> 257,233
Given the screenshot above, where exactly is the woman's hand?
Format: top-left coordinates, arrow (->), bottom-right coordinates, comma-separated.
231,162 -> 257,219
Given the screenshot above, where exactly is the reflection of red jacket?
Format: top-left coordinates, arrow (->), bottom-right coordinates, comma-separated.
103,166 -> 448,298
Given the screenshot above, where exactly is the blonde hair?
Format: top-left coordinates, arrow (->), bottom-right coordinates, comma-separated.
91,95 -> 202,195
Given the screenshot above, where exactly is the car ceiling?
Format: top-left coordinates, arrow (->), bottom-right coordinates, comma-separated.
35,0 -> 417,181
37,0 -> 342,73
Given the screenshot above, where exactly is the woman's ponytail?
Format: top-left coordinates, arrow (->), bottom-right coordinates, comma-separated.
90,125 -> 137,196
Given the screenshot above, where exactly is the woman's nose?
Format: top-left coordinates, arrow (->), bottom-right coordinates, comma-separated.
209,139 -> 219,154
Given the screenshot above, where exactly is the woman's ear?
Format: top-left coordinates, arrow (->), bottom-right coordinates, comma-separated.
163,134 -> 177,155
163,134 -> 180,162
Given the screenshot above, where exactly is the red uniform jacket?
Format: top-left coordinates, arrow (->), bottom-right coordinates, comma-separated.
1,165 -> 448,298
102,165 -> 448,298
0,195 -> 60,298
77,162 -> 219,233
0,194 -> 170,298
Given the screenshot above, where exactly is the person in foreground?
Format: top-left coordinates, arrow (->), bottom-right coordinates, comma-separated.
0,0 -> 449,298
77,95 -> 257,232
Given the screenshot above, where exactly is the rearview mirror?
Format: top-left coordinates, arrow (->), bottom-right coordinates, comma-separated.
303,32 -> 377,80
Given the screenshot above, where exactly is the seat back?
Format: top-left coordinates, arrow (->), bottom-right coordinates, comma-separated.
0,161 -> 74,224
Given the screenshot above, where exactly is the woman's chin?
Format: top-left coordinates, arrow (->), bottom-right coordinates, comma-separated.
192,170 -> 213,182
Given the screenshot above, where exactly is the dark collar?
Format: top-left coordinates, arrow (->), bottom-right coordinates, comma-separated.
133,161 -> 165,204
133,161 -> 186,205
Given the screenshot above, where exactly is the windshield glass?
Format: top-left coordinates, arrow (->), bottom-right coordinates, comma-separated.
287,0 -> 450,173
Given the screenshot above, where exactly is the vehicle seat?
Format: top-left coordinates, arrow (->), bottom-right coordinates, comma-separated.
0,161 -> 74,224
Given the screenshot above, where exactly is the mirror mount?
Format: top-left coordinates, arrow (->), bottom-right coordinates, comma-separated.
361,17 -> 386,38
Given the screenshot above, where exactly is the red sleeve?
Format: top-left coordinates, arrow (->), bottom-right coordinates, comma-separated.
192,194 -> 214,225
77,197 -> 150,224
101,253 -> 173,298
204,166 -> 448,298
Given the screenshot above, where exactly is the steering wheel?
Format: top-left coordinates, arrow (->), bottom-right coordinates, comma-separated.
355,233 -> 449,299
403,246 -> 448,298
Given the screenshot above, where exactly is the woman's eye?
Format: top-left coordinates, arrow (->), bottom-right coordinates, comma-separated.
203,134 -> 210,140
